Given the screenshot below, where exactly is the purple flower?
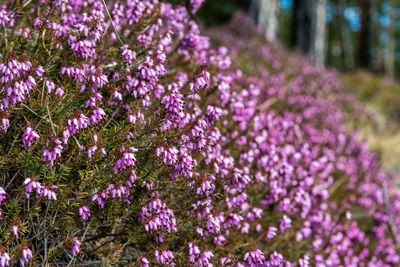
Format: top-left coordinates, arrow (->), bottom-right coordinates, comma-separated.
220,257 -> 232,265
91,194 -> 105,209
40,186 -> 57,201
161,92 -> 184,117
43,139 -> 63,168
87,145 -> 97,161
70,237 -> 82,257
24,177 -> 43,199
266,226 -> 278,239
128,111 -> 144,125
24,177 -> 56,201
266,251 -> 285,266
11,225 -> 18,239
55,87 -> 64,97
1,117 -> 9,133
0,9 -> 14,28
138,257 -> 150,267
89,107 -> 106,126
114,147 -> 138,174
279,215 -> 292,233
0,187 -> 6,204
156,146 -> 179,166
155,250 -> 174,265
67,113 -> 89,136
197,250 -> 214,266
0,252 -> 10,267
20,247 -> 32,267
46,80 -> 55,94
139,194 -> 178,235
189,70 -> 210,93
299,256 -> 310,267
79,206 -> 91,221
121,45 -> 136,64
244,249 -> 265,266
22,127 -> 40,147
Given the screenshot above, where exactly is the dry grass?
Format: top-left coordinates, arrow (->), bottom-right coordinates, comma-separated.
341,70 -> 400,172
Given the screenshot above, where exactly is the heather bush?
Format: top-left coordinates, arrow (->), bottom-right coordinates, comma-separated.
0,1 -> 399,266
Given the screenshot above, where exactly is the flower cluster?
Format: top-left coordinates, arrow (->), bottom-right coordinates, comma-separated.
20,247 -> 32,267
24,177 -> 57,201
139,192 -> 178,238
42,139 -> 63,169
0,1 -> 398,266
22,127 -> 40,147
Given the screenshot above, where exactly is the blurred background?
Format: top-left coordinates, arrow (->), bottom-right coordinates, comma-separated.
193,0 -> 399,76
187,0 -> 400,171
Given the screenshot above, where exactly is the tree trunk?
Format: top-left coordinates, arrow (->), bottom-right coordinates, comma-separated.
359,0 -> 373,68
312,0 -> 327,66
291,0 -> 312,53
385,6 -> 396,80
249,0 -> 259,24
291,0 -> 327,66
290,0 -> 300,49
250,0 -> 279,42
338,0 -> 355,70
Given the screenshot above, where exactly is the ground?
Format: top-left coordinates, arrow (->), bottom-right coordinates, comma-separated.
342,70 -> 400,173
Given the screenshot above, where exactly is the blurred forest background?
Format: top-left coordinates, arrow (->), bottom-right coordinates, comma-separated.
188,0 -> 400,171
197,0 -> 400,77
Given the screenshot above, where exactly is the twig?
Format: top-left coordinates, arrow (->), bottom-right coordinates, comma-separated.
66,221 -> 92,267
81,220 -> 92,241
100,107 -> 120,134
382,184 -> 400,249
46,101 -> 57,135
22,103 -> 46,120
77,261 -> 103,266
44,236 -> 48,265
6,132 -> 20,155
257,96 -> 277,113
22,0 -> 33,8
101,0 -> 124,46
24,100 -> 82,150
4,169 -> 20,190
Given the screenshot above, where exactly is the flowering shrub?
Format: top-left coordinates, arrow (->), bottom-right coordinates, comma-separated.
0,0 -> 399,266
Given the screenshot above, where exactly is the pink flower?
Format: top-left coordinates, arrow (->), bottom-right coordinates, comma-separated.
70,237 -> 81,257
20,247 -> 32,267
40,186 -> 57,201
138,257 -> 150,267
43,139 -> 63,168
244,249 -> 265,266
0,252 -> 10,267
46,80 -> 55,93
189,70 -> 210,93
155,250 -> 174,265
24,177 -> 43,199
156,146 -> 179,166
161,93 -> 184,117
22,127 -> 40,147
121,45 -> 136,64
0,10 -> 13,28
266,226 -> 277,239
190,0 -> 205,14
55,87 -> 64,97
114,147 -> 138,174
1,117 -> 9,132
299,256 -> 310,267
87,145 -> 97,161
79,206 -> 91,221
24,177 -> 56,201
11,225 -> 18,239
279,215 -> 292,233
0,187 -> 6,204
